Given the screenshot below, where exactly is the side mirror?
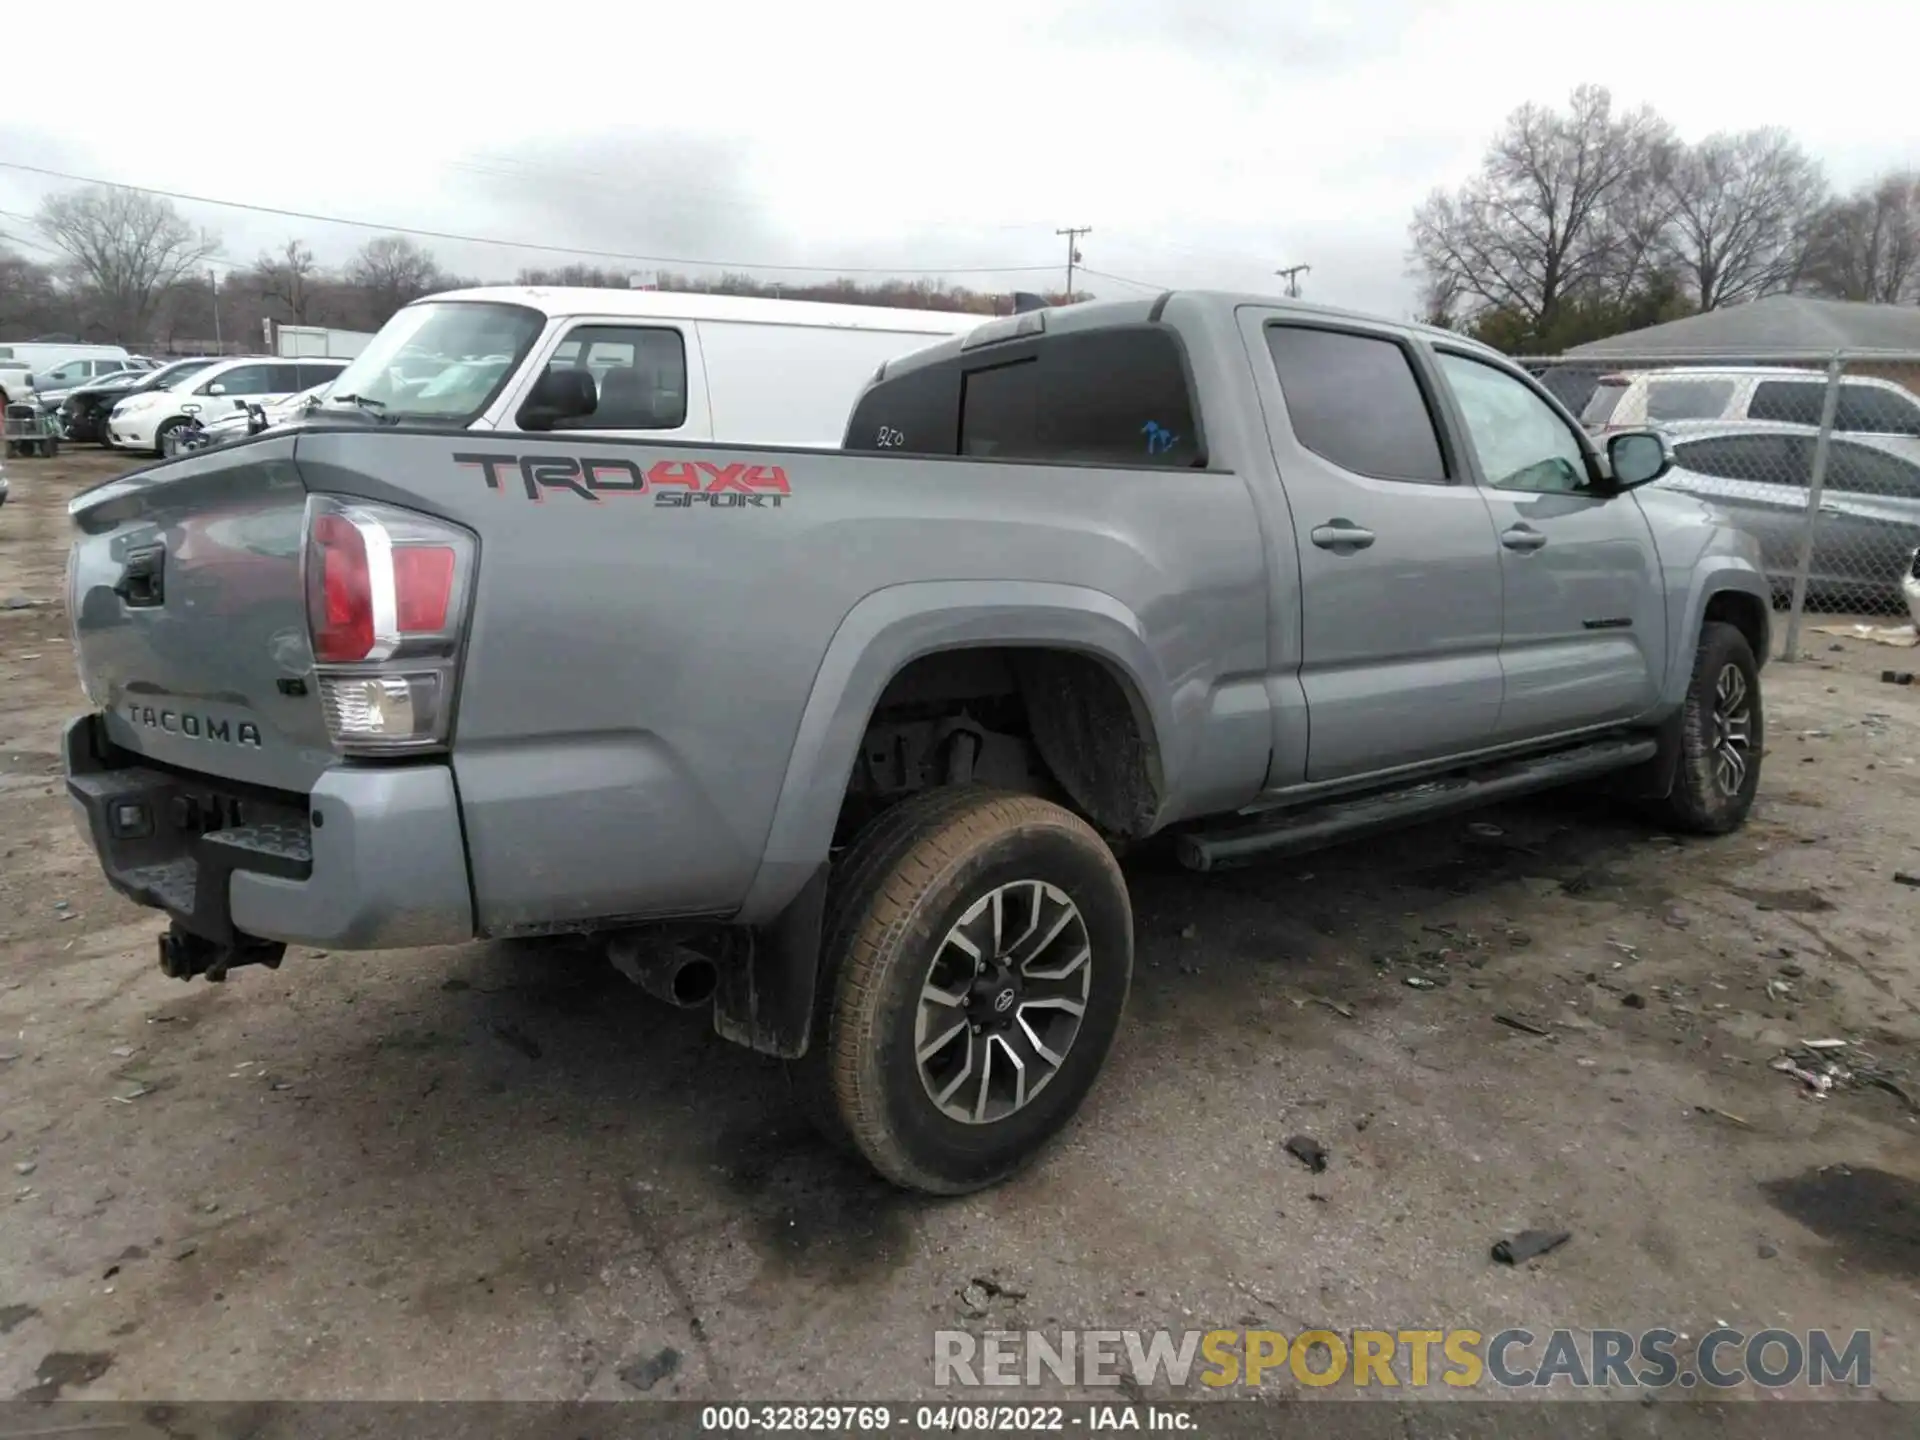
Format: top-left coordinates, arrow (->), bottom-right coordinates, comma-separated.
1607,430 -> 1670,490
208,382 -> 227,395
517,368 -> 596,431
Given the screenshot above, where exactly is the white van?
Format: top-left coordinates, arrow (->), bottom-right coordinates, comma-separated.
0,343 -> 135,403
303,287 -> 988,446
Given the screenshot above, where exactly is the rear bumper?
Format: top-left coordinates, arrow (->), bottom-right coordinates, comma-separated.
64,714 -> 474,950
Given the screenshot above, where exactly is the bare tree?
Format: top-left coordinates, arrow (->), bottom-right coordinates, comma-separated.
348,235 -> 442,321
35,185 -> 220,340
1410,86 -> 1673,344
1657,129 -> 1828,310
1799,171 -> 1920,304
255,239 -> 325,324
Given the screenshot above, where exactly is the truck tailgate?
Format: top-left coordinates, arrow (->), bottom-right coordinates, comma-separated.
68,437 -> 334,793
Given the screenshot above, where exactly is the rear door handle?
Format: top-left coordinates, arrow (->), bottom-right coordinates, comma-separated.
1310,520 -> 1376,552
1501,525 -> 1548,552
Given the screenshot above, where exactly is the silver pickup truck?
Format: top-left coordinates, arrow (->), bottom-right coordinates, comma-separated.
61,291 -> 1772,1194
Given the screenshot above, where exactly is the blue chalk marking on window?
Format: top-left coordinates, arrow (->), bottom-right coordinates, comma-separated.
1142,420 -> 1179,455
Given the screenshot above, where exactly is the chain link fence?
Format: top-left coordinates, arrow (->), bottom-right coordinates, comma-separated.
1515,350 -> 1920,657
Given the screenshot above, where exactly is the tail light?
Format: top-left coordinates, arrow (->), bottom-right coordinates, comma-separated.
301,495 -> 476,755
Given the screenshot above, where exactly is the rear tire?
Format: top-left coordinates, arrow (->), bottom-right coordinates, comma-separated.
796,788 -> 1132,1194
1648,621 -> 1763,835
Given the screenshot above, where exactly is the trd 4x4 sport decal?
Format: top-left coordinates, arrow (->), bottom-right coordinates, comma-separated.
454,453 -> 791,508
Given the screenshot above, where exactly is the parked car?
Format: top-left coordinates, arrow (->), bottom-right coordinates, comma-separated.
170,380 -> 334,454
1584,366 -> 1920,440
58,359 -> 218,445
107,358 -> 348,455
0,343 -> 136,407
62,291 -> 1773,1194
1656,422 -> 1920,609
31,355 -> 153,392
302,284 -> 989,444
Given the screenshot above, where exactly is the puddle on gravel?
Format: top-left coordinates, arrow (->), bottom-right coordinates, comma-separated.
1761,1164 -> 1920,1279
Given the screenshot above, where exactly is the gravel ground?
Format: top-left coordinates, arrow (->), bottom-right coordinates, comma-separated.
2,451 -> 1917,1406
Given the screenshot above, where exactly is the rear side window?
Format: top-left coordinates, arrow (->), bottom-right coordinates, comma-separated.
1643,378 -> 1735,422
203,364 -> 271,395
268,363 -> 304,392
1825,441 -> 1920,498
1265,325 -> 1446,482
1835,384 -> 1920,435
845,326 -> 1201,468
1748,381 -> 1824,426
960,329 -> 1199,466
1672,434 -> 1804,484
1580,379 -> 1629,426
542,324 -> 687,431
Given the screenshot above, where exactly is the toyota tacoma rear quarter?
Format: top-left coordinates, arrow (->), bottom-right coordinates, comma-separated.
62,291 -> 1772,1194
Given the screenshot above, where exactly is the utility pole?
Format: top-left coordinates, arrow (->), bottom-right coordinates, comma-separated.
1275,264 -> 1310,299
1056,226 -> 1091,300
209,268 -> 222,351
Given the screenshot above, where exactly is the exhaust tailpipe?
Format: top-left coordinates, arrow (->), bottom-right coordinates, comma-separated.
607,933 -> 719,1008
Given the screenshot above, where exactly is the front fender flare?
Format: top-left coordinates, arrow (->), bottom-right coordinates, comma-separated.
1665,560 -> 1773,707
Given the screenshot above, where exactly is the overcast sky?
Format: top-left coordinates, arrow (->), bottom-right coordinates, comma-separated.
2,0 -> 1915,317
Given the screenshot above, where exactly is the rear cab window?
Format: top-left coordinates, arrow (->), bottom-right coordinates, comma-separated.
535,324 -> 688,431
845,324 -> 1203,468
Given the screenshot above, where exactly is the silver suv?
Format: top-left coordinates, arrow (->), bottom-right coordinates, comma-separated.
1583,366 -> 1920,440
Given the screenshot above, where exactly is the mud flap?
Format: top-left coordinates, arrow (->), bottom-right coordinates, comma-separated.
713,863 -> 829,1059
1613,709 -> 1686,801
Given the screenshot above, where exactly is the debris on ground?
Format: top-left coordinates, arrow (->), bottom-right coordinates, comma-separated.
1771,1055 -> 1834,1096
1,595 -> 54,611
1622,992 -> 1647,1009
1769,1040 -> 1913,1109
486,1021 -> 543,1061
1283,1135 -> 1329,1174
960,1274 -> 1028,1313
1308,995 -> 1354,1019
1809,621 -> 1915,647
1403,975 -> 1440,990
617,1346 -> 681,1393
1882,671 -> 1915,686
1493,1014 -> 1552,1037
1894,872 -> 1920,889
1757,1243 -> 1779,1259
1466,822 -> 1505,839
1492,1229 -> 1571,1265
1694,1105 -> 1751,1128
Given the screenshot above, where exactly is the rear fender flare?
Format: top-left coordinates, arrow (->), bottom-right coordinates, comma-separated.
734,579 -> 1171,925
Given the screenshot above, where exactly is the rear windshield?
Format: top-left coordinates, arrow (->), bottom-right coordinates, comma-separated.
1643,378 -> 1735,422
317,301 -> 543,424
1579,381 -> 1629,426
845,326 -> 1202,468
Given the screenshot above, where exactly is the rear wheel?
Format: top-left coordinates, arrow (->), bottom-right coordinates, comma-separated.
796,788 -> 1133,1194
1649,620 -> 1763,835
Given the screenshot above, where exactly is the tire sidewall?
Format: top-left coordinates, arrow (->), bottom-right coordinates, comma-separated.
1678,624 -> 1763,829
859,822 -> 1131,1191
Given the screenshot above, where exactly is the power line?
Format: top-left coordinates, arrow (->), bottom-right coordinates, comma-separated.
1076,266 -> 1165,293
0,160 -> 1062,279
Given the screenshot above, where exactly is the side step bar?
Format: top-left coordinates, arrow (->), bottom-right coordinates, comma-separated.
1175,735 -> 1659,873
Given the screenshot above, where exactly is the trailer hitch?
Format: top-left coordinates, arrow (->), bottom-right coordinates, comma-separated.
157,923 -> 287,984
